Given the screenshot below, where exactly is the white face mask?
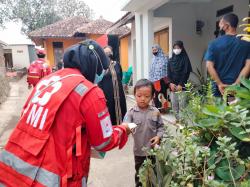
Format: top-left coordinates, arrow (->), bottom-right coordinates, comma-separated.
173,49 -> 182,55
94,69 -> 105,84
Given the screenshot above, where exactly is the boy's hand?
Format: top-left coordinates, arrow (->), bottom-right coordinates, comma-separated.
120,123 -> 131,135
150,136 -> 160,147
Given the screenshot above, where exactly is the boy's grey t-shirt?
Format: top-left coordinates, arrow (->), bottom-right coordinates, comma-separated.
124,105 -> 164,156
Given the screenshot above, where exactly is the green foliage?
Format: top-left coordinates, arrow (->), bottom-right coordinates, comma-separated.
0,0 -> 13,27
56,0 -> 94,20
139,79 -> 250,187
1,0 -> 93,33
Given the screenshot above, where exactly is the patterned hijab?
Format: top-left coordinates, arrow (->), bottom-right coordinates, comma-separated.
149,44 -> 168,82
63,39 -> 109,83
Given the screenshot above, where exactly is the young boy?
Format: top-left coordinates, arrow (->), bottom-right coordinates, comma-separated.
124,79 -> 164,187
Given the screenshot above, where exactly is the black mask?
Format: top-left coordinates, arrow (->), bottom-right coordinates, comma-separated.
153,52 -> 158,56
219,29 -> 225,36
108,54 -> 114,60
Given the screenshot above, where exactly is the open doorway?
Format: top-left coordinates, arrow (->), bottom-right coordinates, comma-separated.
154,28 -> 169,54
4,49 -> 13,70
53,42 -> 64,70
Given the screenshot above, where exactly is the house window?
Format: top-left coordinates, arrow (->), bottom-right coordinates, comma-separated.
52,42 -> 63,67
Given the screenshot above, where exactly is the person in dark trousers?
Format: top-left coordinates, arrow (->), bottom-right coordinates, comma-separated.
98,46 -> 127,125
123,79 -> 164,187
205,13 -> 250,97
168,41 -> 192,122
149,44 -> 169,113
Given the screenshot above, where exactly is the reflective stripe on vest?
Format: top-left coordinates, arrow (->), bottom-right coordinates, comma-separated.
74,83 -> 88,96
0,182 -> 5,187
93,136 -> 112,151
0,150 -> 60,186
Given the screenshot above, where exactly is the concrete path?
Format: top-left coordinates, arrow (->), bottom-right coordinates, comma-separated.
88,98 -> 135,187
88,96 -> 177,187
0,77 -> 31,151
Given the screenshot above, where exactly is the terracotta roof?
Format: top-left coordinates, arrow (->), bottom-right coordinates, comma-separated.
29,16 -> 90,38
29,17 -> 130,39
108,25 -> 131,36
77,18 -> 130,35
77,18 -> 112,34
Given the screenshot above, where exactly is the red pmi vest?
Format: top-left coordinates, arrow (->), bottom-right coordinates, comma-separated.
27,59 -> 50,87
0,68 -> 94,187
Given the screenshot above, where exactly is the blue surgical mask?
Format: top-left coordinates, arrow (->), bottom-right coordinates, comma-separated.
94,69 -> 105,84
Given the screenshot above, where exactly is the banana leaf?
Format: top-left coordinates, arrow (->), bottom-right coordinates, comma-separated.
240,78 -> 250,90
236,90 -> 250,100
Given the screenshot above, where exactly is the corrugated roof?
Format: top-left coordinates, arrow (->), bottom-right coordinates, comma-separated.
107,12 -> 134,37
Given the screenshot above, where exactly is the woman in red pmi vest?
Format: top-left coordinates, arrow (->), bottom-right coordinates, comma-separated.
0,40 -> 131,187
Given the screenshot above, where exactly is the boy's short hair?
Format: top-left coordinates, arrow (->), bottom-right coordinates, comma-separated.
134,79 -> 155,96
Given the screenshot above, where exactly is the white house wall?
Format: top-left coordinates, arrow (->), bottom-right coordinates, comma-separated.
11,45 -> 31,68
154,0 -> 249,75
130,20 -> 137,82
154,3 -> 210,75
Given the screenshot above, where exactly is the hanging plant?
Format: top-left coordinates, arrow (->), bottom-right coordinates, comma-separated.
237,5 -> 250,41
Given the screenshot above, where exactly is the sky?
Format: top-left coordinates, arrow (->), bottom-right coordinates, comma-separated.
0,0 -> 127,45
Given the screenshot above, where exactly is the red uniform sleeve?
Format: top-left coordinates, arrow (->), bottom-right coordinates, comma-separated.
80,87 -> 128,152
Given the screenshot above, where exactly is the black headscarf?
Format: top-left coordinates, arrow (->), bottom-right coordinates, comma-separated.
168,41 -> 193,86
170,41 -> 192,73
63,39 -> 109,83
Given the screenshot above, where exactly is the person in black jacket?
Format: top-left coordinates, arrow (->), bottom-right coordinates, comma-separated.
98,46 -> 127,125
168,41 -> 192,122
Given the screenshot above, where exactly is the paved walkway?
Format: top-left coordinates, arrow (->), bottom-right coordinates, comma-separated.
0,77 -> 31,151
0,76 -> 177,187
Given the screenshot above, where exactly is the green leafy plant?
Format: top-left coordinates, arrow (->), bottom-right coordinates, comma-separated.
139,78 -> 250,187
